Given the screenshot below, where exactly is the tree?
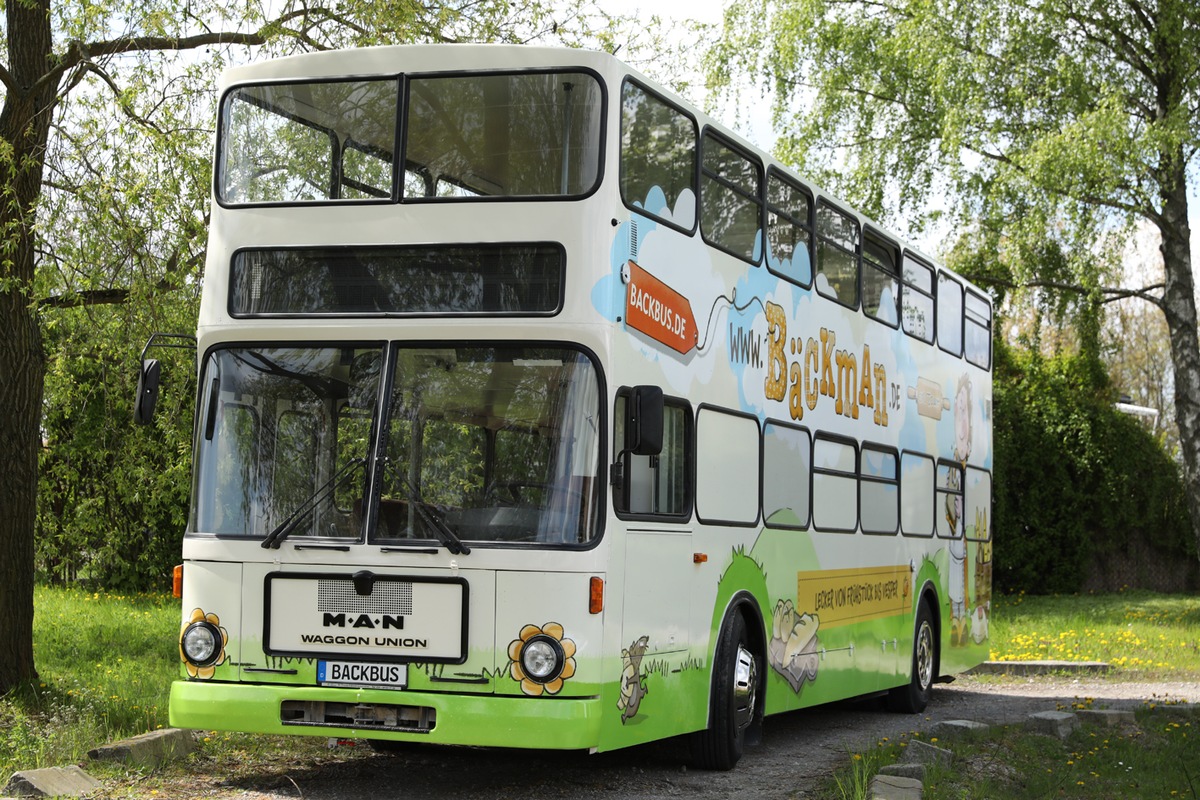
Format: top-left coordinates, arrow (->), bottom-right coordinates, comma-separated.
707,0 -> 1200,554
0,0 -> 624,693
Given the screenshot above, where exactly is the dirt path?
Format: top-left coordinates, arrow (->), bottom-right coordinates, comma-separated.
100,676 -> 1200,799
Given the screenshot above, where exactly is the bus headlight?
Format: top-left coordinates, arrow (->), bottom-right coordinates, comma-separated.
181,621 -> 223,667
520,635 -> 564,683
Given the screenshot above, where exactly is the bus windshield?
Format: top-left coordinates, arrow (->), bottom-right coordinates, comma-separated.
218,70 -> 603,204
190,344 -> 603,547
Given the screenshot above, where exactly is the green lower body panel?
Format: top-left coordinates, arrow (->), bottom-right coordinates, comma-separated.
169,680 -> 604,750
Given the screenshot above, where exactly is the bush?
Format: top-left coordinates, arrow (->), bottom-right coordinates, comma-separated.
993,341 -> 1195,594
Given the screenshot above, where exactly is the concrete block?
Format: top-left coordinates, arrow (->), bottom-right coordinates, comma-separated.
903,739 -> 953,767
4,766 -> 101,797
1077,709 -> 1135,727
88,728 -> 196,768
870,773 -> 923,800
880,762 -> 926,780
1028,710 -> 1080,739
934,719 -> 991,735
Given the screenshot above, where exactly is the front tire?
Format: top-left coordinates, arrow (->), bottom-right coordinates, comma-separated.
887,600 -> 936,713
691,611 -> 760,770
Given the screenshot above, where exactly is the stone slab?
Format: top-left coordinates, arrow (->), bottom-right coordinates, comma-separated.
870,773 -> 923,800
1077,709 -> 1135,727
903,739 -> 953,767
4,766 -> 101,798
1028,710 -> 1080,739
934,719 -> 991,735
88,728 -> 196,767
880,762 -> 926,780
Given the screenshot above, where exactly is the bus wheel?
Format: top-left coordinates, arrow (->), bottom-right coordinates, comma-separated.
690,611 -> 759,771
887,600 -> 935,714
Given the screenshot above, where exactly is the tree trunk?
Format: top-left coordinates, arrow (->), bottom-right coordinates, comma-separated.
0,0 -> 56,693
1157,151 -> 1200,562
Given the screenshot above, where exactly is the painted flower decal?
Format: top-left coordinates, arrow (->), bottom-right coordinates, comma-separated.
179,607 -> 228,680
507,621 -> 576,696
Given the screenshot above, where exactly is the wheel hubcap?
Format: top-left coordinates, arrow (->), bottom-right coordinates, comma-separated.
915,619 -> 934,690
733,644 -> 757,729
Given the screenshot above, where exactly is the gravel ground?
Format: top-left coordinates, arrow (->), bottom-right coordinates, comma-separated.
123,674 -> 1199,800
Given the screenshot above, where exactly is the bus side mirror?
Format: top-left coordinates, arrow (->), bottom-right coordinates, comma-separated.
627,385 -> 663,456
134,359 -> 161,425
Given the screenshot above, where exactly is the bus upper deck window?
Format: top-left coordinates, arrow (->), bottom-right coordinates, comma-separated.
815,202 -> 860,309
218,79 -> 399,205
403,71 -> 603,199
619,80 -> 697,231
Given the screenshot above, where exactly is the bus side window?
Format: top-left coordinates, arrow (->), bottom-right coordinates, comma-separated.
700,130 -> 762,264
695,406 -> 760,526
900,451 -> 935,537
937,271 -> 964,357
860,444 -> 899,535
762,420 -> 811,529
765,169 -> 813,287
619,79 -> 697,230
936,460 -> 964,539
815,201 -> 860,308
901,253 -> 935,343
862,229 -> 900,327
964,289 -> 992,370
812,434 -> 858,532
614,393 -> 691,517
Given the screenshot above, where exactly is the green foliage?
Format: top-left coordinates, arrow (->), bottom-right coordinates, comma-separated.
0,586 -> 178,776
993,341 -> 1194,594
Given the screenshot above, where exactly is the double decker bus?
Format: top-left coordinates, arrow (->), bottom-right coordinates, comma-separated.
154,43 -> 993,770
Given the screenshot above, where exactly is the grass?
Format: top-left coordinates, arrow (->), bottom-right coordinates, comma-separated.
838,704 -> 1199,799
0,585 -> 179,778
988,590 -> 1200,676
821,590 -> 1200,800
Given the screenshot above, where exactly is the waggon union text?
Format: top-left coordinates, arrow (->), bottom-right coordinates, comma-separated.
301,633 -> 429,648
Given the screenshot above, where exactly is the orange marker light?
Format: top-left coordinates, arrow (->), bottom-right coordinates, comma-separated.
172,565 -> 184,598
693,553 -> 708,564
589,576 -> 604,614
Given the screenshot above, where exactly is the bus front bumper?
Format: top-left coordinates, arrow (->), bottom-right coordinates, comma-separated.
169,680 -> 604,750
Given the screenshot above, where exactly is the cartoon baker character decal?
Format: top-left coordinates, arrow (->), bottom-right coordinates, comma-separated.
947,374 -> 972,646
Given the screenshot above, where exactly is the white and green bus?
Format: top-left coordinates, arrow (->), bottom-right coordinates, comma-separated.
155,44 -> 993,770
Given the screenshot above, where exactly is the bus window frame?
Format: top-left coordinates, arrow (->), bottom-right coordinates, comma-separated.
936,270 -> 965,358
935,457 -> 964,540
899,450 -> 936,538
764,167 -> 815,289
399,66 -> 607,203
694,403 -> 762,528
862,227 -> 901,330
618,77 -> 700,237
964,466 -> 993,543
859,441 -> 900,536
761,418 -> 812,531
215,76 -> 403,208
613,388 -> 694,524
814,199 -> 861,311
811,431 -> 859,534
699,126 -> 764,266
964,288 -> 993,371
901,251 -> 936,344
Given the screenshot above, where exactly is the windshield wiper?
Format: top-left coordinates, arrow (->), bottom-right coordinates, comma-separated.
261,458 -> 366,549
394,472 -> 471,556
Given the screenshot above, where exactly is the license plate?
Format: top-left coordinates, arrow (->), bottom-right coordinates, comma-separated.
317,660 -> 408,689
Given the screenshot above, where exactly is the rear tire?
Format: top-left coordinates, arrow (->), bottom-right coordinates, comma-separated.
888,600 -> 936,713
690,611 -> 760,771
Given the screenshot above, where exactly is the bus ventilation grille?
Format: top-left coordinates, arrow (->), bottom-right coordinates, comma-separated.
280,700 -> 436,733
